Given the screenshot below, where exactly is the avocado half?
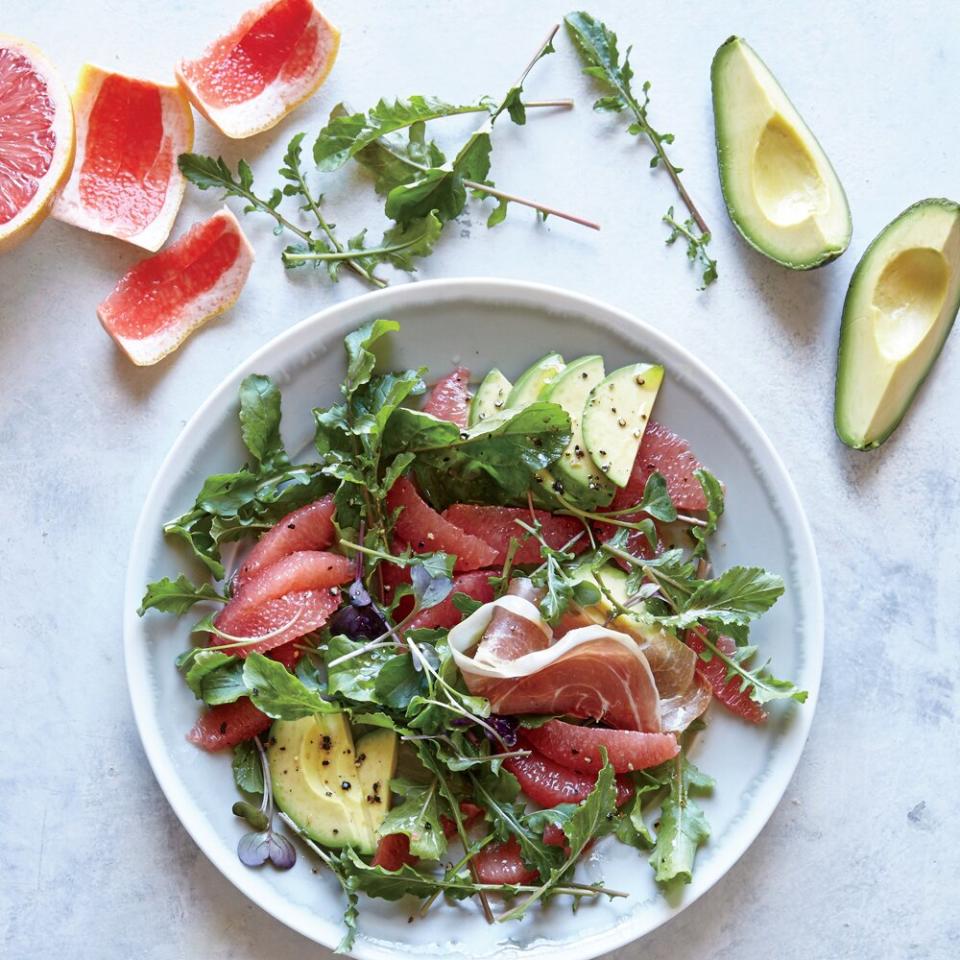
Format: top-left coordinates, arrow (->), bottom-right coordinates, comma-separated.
835,198 -> 960,450
711,36 -> 852,269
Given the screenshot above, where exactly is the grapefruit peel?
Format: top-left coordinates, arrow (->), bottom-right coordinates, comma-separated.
97,208 -> 255,366
0,35 -> 75,253
176,0 -> 341,139
53,64 -> 193,251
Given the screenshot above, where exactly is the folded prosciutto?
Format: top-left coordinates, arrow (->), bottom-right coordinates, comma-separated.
447,594 -> 662,732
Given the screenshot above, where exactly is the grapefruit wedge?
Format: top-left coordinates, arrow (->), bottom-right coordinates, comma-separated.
53,65 -> 193,250
176,0 -> 340,139
97,209 -> 255,365
0,36 -> 75,253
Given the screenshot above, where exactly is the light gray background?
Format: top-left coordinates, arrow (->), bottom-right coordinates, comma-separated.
1,1 -> 957,958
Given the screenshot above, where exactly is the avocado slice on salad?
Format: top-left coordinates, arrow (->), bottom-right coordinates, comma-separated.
582,363 -> 663,488
541,355 -> 617,508
711,36 -> 851,269
505,352 -> 565,410
468,368 -> 512,426
835,198 -> 960,450
268,713 -> 398,853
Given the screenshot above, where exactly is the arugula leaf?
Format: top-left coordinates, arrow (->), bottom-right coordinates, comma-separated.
659,566 -> 785,629
183,650 -> 245,705
344,318 -> 398,394
649,753 -> 714,885
232,739 -> 265,795
374,654 -> 427,709
691,468 -> 724,557
338,848 -> 480,902
498,752 -> 618,921
326,635 -> 395,703
452,592 -> 484,617
313,98 -> 485,171
385,169 -> 466,226
639,471 -> 677,522
138,575 -> 226,616
563,12 -> 717,288
242,653 -> 339,720
239,374 -> 288,471
376,777 -> 448,859
383,403 -> 571,509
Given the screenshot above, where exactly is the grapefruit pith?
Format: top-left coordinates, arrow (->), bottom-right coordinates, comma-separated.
0,35 -> 74,253
176,0 -> 340,139
97,208 -> 255,365
53,64 -> 193,251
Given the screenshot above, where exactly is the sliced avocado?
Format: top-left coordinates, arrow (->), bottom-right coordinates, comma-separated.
711,36 -> 851,269
354,727 -> 399,836
581,363 -> 664,488
541,356 -> 616,509
268,713 -> 397,853
468,368 -> 513,426
835,198 -> 960,450
505,352 -> 565,410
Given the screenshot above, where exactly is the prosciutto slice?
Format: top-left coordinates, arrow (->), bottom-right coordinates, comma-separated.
448,595 -> 662,732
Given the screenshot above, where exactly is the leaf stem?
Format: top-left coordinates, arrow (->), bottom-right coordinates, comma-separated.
289,157 -> 386,288
462,180 -> 600,230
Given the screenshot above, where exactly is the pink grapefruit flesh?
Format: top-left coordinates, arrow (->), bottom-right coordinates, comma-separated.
53,64 -> 193,250
97,208 -> 255,365
422,366 -> 471,427
176,0 -> 340,139
233,496 -> 336,591
442,504 -> 585,565
188,697 -> 272,751
387,477 -> 498,572
0,36 -> 75,252
521,719 -> 679,774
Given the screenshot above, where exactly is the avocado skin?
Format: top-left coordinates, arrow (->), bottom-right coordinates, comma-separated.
710,35 -> 852,271
834,197 -> 960,450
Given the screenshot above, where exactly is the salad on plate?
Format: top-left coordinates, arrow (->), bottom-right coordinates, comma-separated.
139,319 -> 806,949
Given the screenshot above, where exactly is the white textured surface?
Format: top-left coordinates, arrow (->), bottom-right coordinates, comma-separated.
1,1 -> 957,958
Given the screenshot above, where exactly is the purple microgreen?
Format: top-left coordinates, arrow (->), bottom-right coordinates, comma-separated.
234,736 -> 297,871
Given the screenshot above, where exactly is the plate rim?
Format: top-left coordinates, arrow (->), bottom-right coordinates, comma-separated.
123,276 -> 824,960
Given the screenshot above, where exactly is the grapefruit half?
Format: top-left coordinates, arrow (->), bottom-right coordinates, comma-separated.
0,35 -> 75,253
97,208 -> 255,365
53,64 -> 193,251
176,0 -> 340,139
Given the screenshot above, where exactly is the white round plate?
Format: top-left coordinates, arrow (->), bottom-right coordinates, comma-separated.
125,278 -> 823,960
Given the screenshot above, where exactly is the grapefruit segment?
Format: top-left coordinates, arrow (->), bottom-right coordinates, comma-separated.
473,837 -> 538,885
442,504 -> 585,565
387,477 -> 498,572
234,495 -> 336,591
53,64 -> 192,250
188,697 -> 271,751
214,550 -> 352,655
687,629 -> 767,724
504,747 -> 634,807
97,208 -> 254,365
422,366 -> 471,427
406,571 -> 495,630
0,35 -> 75,253
521,719 -> 679,774
176,0 -> 340,139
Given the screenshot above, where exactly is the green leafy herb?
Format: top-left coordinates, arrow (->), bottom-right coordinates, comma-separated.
499,751 -> 618,921
374,654 -> 428,709
242,652 -> 339,720
182,650 -> 245,705
648,752 -> 714,884
138,575 -> 226,616
376,777 -> 448,859
564,11 -> 716,287
657,566 -> 785,629
239,374 -> 288,471
691,467 -> 724,557
383,403 -> 571,509
232,739 -> 265,795
638,471 -> 677,523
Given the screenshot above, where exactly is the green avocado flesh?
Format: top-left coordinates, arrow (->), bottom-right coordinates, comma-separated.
506,352 -> 565,409
468,368 -> 512,426
835,198 -> 960,450
711,36 -> 851,269
268,714 -> 398,853
541,356 -> 617,508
